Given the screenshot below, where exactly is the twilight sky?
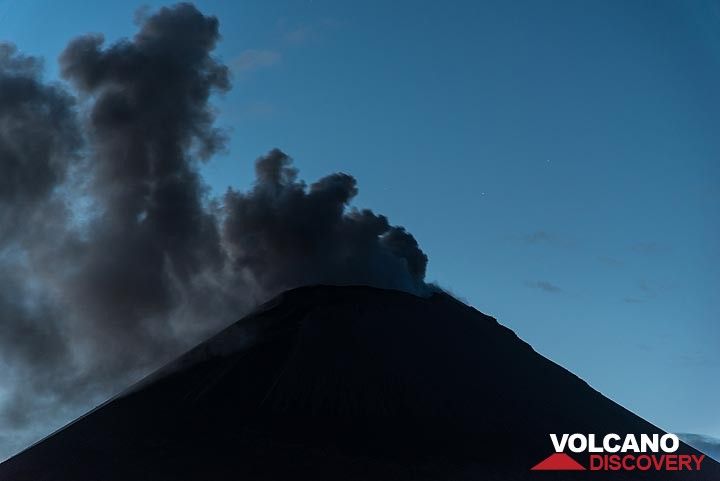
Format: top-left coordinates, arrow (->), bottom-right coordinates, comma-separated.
0,0 -> 718,458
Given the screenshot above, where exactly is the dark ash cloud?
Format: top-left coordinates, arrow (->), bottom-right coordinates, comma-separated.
0,43 -> 81,241
56,2 -> 232,369
524,280 -> 562,293
0,3 -> 430,461
222,149 -> 428,295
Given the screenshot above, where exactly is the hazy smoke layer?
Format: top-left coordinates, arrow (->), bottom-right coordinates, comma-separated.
0,3 -> 428,459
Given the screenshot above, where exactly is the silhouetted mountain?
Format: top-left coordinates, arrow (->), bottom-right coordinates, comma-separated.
0,285 -> 717,480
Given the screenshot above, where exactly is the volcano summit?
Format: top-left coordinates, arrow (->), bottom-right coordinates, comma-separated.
0,285 -> 716,480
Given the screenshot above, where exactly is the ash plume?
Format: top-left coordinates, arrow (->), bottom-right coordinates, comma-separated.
0,44 -> 80,241
0,3 -> 429,460
222,148 -> 427,295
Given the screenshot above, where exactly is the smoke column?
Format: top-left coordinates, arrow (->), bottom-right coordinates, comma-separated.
0,3 -> 429,459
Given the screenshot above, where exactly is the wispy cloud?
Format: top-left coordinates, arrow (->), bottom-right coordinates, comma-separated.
631,241 -> 663,254
230,17 -> 341,81
232,49 -> 282,74
621,279 -> 671,304
523,230 -> 553,244
239,101 -> 276,119
638,280 -> 655,294
598,255 -> 624,267
524,280 -> 562,293
520,230 -> 577,248
622,297 -> 644,304
231,17 -> 342,76
676,352 -> 717,368
284,25 -> 318,45
277,17 -> 342,46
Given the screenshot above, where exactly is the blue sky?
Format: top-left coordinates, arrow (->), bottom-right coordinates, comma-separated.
2,0 -> 718,439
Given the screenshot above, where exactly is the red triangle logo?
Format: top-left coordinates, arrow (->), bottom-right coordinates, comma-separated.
531,452 -> 586,471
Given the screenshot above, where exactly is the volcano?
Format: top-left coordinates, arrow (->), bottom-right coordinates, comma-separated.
0,285 -> 716,480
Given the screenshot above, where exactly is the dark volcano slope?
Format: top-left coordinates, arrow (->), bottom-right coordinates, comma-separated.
1,285 -> 717,480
